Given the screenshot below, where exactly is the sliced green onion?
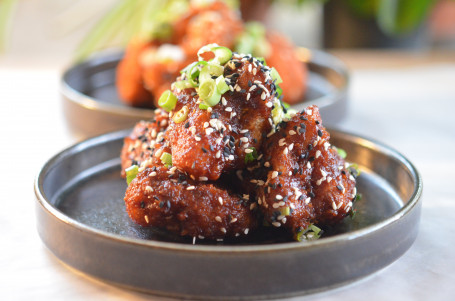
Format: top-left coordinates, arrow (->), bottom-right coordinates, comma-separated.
172,105 -> 189,123
276,86 -> 283,99
125,165 -> 139,186
197,44 -> 232,65
198,79 -> 221,106
336,147 -> 347,159
348,163 -> 361,178
271,103 -> 285,125
199,63 -> 224,83
174,80 -> 194,90
244,147 -> 258,164
295,224 -> 322,242
199,103 -> 209,110
279,206 -> 290,217
256,57 -> 267,66
215,75 -> 229,94
160,152 -> 172,168
270,67 -> 283,85
158,90 -> 177,112
211,46 -> 232,65
187,60 -> 208,84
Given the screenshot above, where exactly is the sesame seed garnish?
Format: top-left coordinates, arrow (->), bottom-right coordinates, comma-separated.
215,150 -> 221,158
225,107 -> 233,112
272,222 -> 281,227
288,143 -> 294,151
305,197 -> 311,204
144,215 -> 149,223
195,136 -> 201,141
215,216 -> 222,223
186,185 -> 196,190
150,171 -> 157,177
246,93 -> 251,100
229,154 -> 235,160
218,197 -> 223,205
221,97 -> 227,106
145,186 -> 153,192
271,171 -> 279,178
244,228 -> 249,234
318,129 -> 323,137
283,147 -> 289,155
230,217 -> 237,223
221,228 -> 227,234
245,148 -> 253,154
240,137 -> 249,143
289,130 -> 296,135
264,161 -> 270,167
199,176 -> 208,181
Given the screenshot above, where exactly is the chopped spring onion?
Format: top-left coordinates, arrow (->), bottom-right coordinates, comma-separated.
336,147 -> 347,159
198,79 -> 221,106
199,63 -> 224,83
125,165 -> 139,186
174,80 -> 194,90
199,103 -> 209,110
270,67 -> 283,85
158,90 -> 177,112
187,60 -> 207,85
271,103 -> 285,125
172,105 -> 189,123
279,206 -> 291,217
215,75 -> 229,94
295,224 -> 322,242
348,163 -> 361,178
160,152 -> 172,168
197,44 -> 232,65
275,85 -> 283,98
244,147 -> 258,164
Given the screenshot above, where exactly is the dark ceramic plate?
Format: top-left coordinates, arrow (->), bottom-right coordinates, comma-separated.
61,48 -> 348,138
35,128 -> 422,300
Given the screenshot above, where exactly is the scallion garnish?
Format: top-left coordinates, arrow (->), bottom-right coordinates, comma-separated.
295,224 -> 322,242
160,152 -> 172,168
336,147 -> 347,159
244,147 -> 258,163
197,44 -> 232,65
198,79 -> 221,106
270,67 -> 283,85
158,90 -> 177,112
125,165 -> 139,185
215,75 -> 229,94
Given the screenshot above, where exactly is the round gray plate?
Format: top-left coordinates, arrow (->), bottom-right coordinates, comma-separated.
35,129 -> 422,300
61,48 -> 348,138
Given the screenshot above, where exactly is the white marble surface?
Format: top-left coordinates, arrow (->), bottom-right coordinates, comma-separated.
1,56 -> 455,300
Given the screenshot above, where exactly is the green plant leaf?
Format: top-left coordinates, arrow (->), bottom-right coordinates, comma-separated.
0,0 -> 17,52
376,0 -> 435,35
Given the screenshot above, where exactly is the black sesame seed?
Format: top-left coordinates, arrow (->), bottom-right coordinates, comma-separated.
318,129 -> 323,137
140,201 -> 145,208
307,144 -> 313,151
309,192 -> 315,198
315,120 -> 320,125
167,200 -> 171,208
300,116 -> 308,121
336,185 -> 343,191
184,122 -> 190,128
202,147 -> 208,153
248,80 -> 252,87
159,201 -> 165,208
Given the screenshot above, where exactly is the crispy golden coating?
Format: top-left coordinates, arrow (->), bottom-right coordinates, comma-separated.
254,105 -> 356,238
116,38 -> 154,107
120,109 -> 170,177
177,1 -> 243,56
265,32 -> 307,105
166,55 -> 276,181
124,165 -> 257,240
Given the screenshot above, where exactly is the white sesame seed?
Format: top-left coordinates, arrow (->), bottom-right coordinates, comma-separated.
199,176 -> 208,181
205,128 -> 214,135
216,150 -> 221,158
288,171 -> 292,176
150,171 -> 157,177
203,122 -> 209,128
276,195 -> 283,200
264,161 -> 270,167
315,150 -> 321,158
337,202 -> 343,209
283,147 -> 289,155
271,171 -> 279,178
279,138 -> 286,146
306,109 -> 313,115
245,148 -> 253,154
272,222 -> 281,227
250,203 -> 257,210
321,169 -> 327,177
289,143 -> 294,150
305,197 -> 311,204
225,107 -> 232,112
221,227 -> 227,233
215,216 -> 222,222
195,136 -> 201,141
207,107 -> 212,113
229,155 -> 235,160
240,129 -> 249,133
253,68 -> 257,75
230,217 -> 237,223
249,85 -> 256,91
277,215 -> 285,220
324,142 -> 330,150
327,176 -> 332,183
240,137 -> 249,142
261,92 -> 266,100
144,215 -> 149,223
289,130 -> 296,135
282,217 -> 287,224
219,197 -> 223,205
248,64 -> 252,72
221,97 -> 227,106
266,102 -> 272,107
145,186 -> 153,192
216,137 -> 222,144
186,185 -> 196,190
332,201 -> 337,210
244,228 -> 249,234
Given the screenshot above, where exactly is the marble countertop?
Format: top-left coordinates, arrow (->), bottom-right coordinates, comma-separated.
1,50 -> 454,300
